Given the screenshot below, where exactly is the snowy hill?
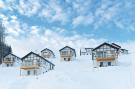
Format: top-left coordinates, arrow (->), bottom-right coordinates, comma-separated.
0,53 -> 135,89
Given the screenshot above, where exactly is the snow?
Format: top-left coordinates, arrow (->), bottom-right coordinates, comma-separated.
0,53 -> 135,89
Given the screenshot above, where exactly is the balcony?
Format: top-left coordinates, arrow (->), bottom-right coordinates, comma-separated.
3,60 -> 14,64
61,54 -> 72,57
96,57 -> 115,61
20,64 -> 39,70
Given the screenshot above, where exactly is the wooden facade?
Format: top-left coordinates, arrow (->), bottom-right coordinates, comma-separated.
41,48 -> 55,59
92,42 -> 120,67
2,53 -> 21,67
59,46 -> 76,61
20,52 -> 55,76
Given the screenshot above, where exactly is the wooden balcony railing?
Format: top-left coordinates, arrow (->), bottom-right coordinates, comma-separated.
3,60 -> 14,64
96,57 -> 115,61
20,64 -> 39,70
61,54 -> 72,57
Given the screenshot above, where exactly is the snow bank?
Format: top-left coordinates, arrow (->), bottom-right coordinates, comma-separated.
0,54 -> 135,89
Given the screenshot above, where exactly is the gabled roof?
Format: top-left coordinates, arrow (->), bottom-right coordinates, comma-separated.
59,46 -> 76,57
59,46 -> 75,51
4,53 -> 21,59
21,52 -> 55,66
41,48 -> 53,53
41,48 -> 55,56
92,42 -> 120,51
111,43 -> 121,49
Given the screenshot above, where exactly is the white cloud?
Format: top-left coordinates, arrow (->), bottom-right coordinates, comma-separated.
0,14 -> 26,37
72,15 -> 94,27
3,16 -> 23,36
0,0 -> 4,8
6,28 -> 105,57
40,0 -> 68,23
17,0 -> 41,16
30,26 -> 39,35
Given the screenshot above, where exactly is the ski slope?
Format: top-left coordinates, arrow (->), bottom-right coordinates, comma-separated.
0,53 -> 135,89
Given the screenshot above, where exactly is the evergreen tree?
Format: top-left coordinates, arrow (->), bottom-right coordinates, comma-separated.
0,21 -> 12,64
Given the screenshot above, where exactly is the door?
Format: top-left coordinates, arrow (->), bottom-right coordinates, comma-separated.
108,62 -> 111,66
68,58 -> 70,61
100,62 -> 103,67
7,64 -> 9,67
34,70 -> 37,75
27,70 -> 30,75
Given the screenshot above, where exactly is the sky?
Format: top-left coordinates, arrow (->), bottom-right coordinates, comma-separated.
0,0 -> 135,57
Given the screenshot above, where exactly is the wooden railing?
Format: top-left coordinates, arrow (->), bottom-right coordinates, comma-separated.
96,57 -> 115,61
61,54 -> 72,57
20,64 -> 39,70
3,60 -> 14,63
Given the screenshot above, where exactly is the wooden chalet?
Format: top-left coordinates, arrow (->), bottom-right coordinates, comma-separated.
41,48 -> 55,59
59,46 -> 76,61
80,48 -> 93,56
20,52 -> 55,76
2,53 -> 21,67
92,42 -> 120,67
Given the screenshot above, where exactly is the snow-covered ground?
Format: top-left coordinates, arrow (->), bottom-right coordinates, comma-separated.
0,53 -> 135,89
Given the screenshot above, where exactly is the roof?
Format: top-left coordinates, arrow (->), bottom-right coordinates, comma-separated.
41,48 -> 55,56
92,42 -> 120,51
21,52 -> 55,66
111,43 -> 121,49
59,46 -> 76,57
59,46 -> 75,51
4,53 -> 21,59
121,49 -> 128,51
85,48 -> 93,49
41,48 -> 53,53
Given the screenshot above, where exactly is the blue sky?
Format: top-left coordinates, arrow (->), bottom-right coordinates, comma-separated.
0,0 -> 135,56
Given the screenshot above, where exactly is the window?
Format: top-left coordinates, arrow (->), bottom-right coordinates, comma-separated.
96,51 -> 107,58
97,52 -> 103,58
33,60 -> 37,65
62,51 -> 68,55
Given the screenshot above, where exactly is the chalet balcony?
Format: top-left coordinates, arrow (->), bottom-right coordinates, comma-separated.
20,64 -> 39,70
3,60 -> 14,64
96,57 -> 115,61
61,54 -> 72,57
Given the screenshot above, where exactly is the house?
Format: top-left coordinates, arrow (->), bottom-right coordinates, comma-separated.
20,52 -> 55,76
121,49 -> 128,54
80,48 -> 93,56
59,46 -> 76,61
41,48 -> 55,59
2,53 -> 21,67
112,43 -> 128,54
92,42 -> 120,67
